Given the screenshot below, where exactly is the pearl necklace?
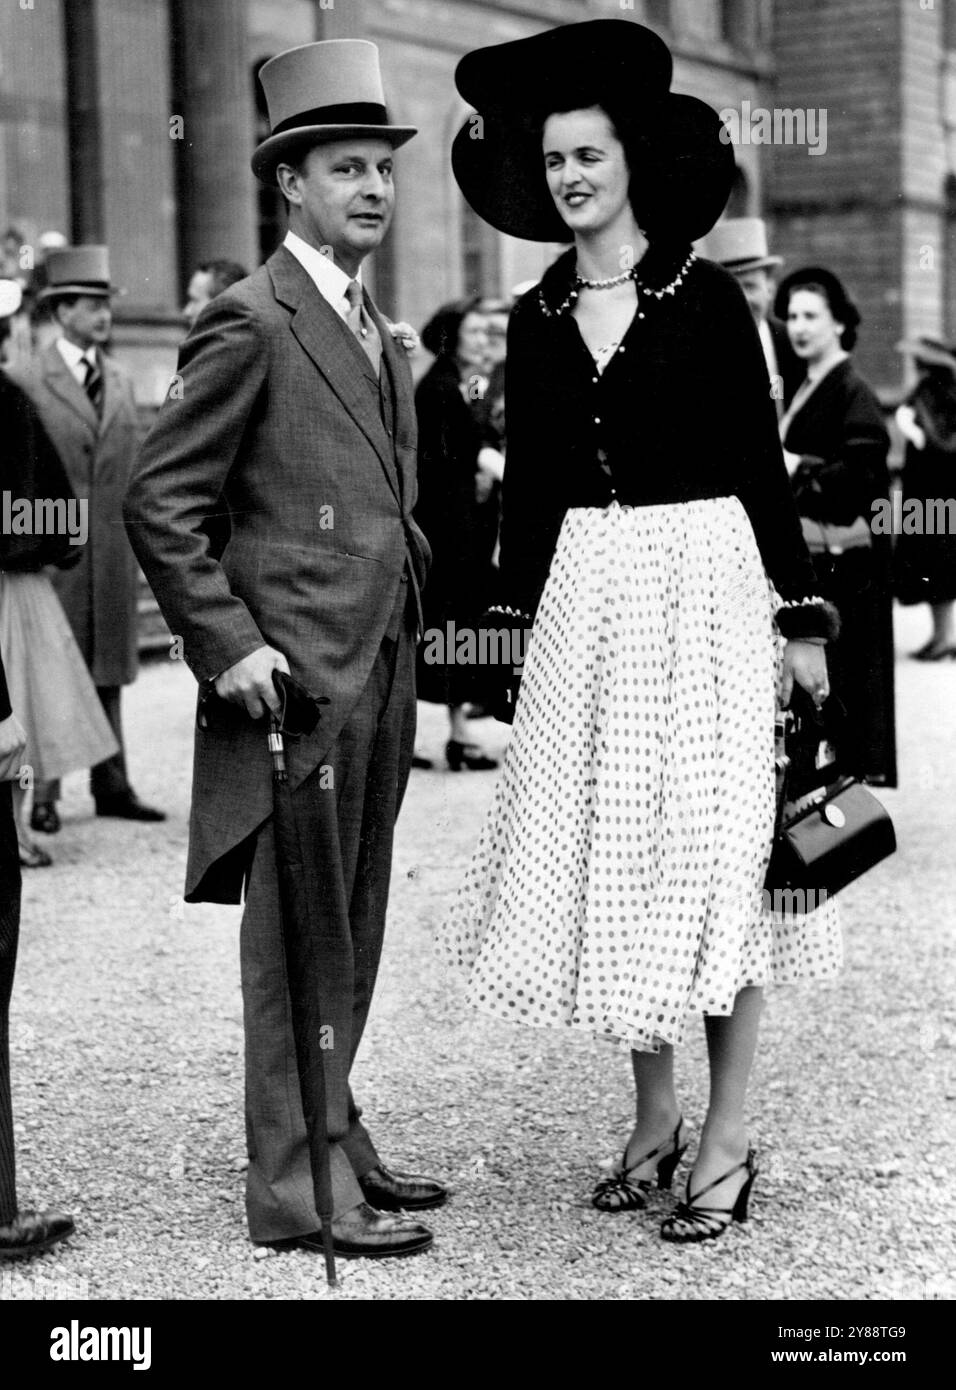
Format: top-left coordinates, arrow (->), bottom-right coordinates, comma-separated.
539,251 -> 697,320
575,266 -> 639,291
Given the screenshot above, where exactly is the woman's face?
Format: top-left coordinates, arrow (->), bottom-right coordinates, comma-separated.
457,311 -> 489,371
542,107 -> 633,238
786,288 -> 845,365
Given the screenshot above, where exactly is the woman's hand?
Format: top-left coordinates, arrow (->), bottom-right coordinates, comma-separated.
781,639 -> 829,709
0,712 -> 27,782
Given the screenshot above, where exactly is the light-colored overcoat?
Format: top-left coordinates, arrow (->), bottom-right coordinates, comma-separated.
9,342 -> 140,686
125,246 -> 430,903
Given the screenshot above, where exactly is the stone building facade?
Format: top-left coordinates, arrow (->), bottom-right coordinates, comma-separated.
0,0 -> 952,398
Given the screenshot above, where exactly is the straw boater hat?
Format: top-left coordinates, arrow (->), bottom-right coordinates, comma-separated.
252,40 -> 417,185
451,19 -> 735,245
705,217 -> 783,273
38,245 -> 118,300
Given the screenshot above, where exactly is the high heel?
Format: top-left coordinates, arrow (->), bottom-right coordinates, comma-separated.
660,1147 -> 758,1243
445,740 -> 498,772
592,1117 -> 687,1213
18,841 -> 52,869
913,640 -> 956,661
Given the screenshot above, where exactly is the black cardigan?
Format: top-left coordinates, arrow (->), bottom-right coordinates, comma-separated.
781,358 -> 890,525
498,249 -> 832,639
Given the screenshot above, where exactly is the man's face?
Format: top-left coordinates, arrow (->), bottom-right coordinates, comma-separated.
734,268 -> 774,325
183,269 -> 213,326
56,294 -> 112,348
277,138 -> 395,271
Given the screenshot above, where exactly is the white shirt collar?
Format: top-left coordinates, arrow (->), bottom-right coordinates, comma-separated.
283,230 -> 360,321
56,336 -> 97,382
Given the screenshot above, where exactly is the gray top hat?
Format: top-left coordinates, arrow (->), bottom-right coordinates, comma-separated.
38,245 -> 117,299
704,217 -> 783,272
252,39 -> 417,184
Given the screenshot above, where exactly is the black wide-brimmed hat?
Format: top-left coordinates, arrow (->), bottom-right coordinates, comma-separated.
451,20 -> 735,244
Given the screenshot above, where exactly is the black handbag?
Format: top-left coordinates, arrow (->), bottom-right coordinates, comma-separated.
764,699 -> 896,911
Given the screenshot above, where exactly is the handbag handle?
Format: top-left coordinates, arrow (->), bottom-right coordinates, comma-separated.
774,692 -> 851,821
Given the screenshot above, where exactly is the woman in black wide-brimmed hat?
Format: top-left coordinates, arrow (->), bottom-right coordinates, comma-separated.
438,19 -> 841,1243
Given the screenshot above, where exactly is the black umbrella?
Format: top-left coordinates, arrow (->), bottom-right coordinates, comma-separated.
266,673 -> 336,1285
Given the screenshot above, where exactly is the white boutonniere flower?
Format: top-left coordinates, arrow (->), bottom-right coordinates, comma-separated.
387,321 -> 420,356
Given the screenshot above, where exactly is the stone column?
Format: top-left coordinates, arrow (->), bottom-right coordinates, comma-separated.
170,0 -> 258,286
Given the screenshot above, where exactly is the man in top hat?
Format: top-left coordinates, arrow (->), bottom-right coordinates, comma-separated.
705,217 -> 802,413
8,246 -> 164,832
125,39 -> 444,1259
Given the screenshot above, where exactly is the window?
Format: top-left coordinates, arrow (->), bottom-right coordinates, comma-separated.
720,0 -> 757,50
944,174 -> 956,340
726,164 -> 750,218
461,196 -> 501,298
644,0 -> 671,30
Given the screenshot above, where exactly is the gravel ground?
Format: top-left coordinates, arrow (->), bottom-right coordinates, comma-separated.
2,604 -> 954,1301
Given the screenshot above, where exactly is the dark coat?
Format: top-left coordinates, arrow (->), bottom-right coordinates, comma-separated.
768,315 -> 803,408
894,373 -> 956,606
125,246 -> 430,903
782,358 -> 896,785
0,645 -> 9,722
0,370 -> 81,574
413,355 -> 498,704
499,248 -> 821,630
8,343 -> 140,686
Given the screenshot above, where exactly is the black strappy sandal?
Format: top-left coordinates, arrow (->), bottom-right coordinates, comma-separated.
660,1147 -> 758,1243
591,1118 -> 687,1213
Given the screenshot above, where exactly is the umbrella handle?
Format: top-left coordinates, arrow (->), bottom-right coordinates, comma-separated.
268,717 -> 287,782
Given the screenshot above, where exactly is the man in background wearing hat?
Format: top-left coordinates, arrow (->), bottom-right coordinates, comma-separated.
9,246 -> 164,833
126,39 -> 443,1260
706,217 -> 802,414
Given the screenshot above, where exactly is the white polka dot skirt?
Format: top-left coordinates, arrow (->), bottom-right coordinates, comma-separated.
438,499 -> 842,1053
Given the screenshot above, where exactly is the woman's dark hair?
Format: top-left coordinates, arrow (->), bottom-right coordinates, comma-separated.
421,295 -> 484,359
774,267 -> 861,352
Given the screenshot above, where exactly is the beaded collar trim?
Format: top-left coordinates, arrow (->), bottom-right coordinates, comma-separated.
538,250 -> 697,320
